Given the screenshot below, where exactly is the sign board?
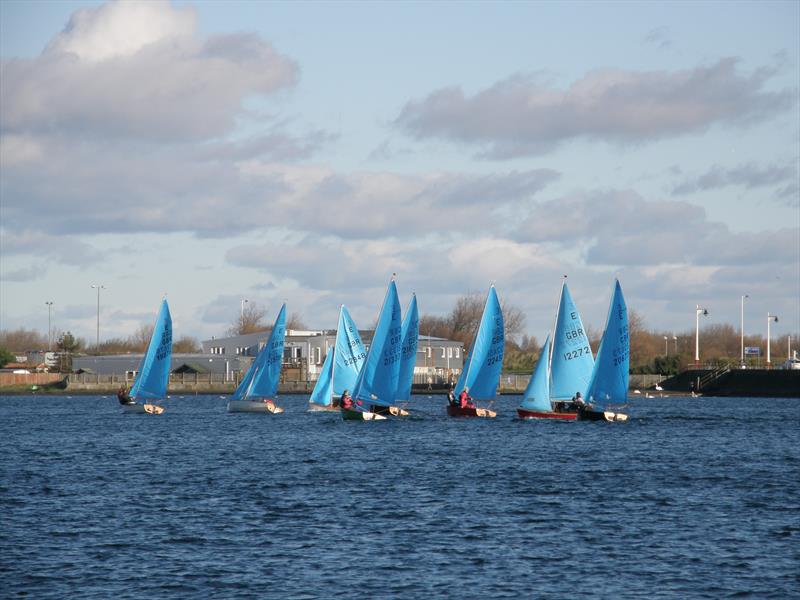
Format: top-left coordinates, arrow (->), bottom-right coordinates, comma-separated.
744,346 -> 760,356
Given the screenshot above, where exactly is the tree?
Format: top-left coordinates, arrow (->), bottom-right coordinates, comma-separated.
129,324 -> 155,352
56,331 -> 81,372
0,347 -> 15,367
0,328 -> 47,352
173,336 -> 201,353
286,312 -> 307,331
227,302 -> 268,336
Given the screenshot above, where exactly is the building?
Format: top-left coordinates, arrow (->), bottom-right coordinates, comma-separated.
202,330 -> 464,383
72,353 -> 250,381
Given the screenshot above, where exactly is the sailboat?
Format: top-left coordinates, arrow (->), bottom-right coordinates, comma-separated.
549,279 -> 594,410
447,286 -> 504,418
343,278 -> 409,421
578,280 -> 630,422
517,334 -> 578,420
308,305 -> 367,412
227,304 -> 286,413
120,298 -> 172,414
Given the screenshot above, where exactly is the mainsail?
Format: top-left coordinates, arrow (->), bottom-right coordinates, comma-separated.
129,298 -> 172,401
396,293 -> 419,402
549,281 -> 594,401
455,286 -> 504,400
232,304 -> 286,401
353,279 -> 402,407
585,280 -> 629,410
519,334 -> 552,412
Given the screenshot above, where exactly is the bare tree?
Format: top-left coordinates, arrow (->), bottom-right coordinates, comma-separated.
173,335 -> 201,353
130,323 -> 155,352
227,302 -> 269,336
0,328 -> 47,352
286,312 -> 307,331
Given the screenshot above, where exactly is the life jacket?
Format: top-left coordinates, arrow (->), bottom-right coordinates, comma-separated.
341,395 -> 353,409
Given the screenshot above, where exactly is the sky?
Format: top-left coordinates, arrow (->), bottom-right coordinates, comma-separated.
1,0 -> 798,349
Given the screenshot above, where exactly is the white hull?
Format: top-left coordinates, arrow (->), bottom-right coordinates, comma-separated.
227,399 -> 283,414
121,403 -> 164,414
603,411 -> 629,422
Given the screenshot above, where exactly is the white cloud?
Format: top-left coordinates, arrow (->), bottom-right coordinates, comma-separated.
395,59 -> 796,158
1,0 -> 298,142
45,0 -> 195,63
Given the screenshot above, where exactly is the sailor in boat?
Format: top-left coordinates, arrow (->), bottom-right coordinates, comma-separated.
341,390 -> 354,410
447,387 -> 458,407
458,387 -> 475,409
117,386 -> 134,405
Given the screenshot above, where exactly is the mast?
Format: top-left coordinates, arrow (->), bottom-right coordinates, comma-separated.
548,276 -> 567,374
331,304 -> 343,405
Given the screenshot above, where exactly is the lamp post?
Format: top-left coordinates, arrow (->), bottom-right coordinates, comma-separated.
695,305 -> 709,366
740,294 -> 749,365
663,336 -> 669,356
767,313 -> 778,367
90,284 -> 105,351
240,298 -> 248,331
45,301 -> 54,351
673,335 -> 678,354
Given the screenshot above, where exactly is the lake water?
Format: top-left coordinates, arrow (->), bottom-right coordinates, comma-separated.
1,394 -> 798,599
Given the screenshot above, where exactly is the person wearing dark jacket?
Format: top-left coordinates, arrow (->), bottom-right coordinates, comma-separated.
117,386 -> 134,405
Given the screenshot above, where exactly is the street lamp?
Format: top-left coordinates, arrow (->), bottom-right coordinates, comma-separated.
740,294 -> 749,365
695,305 -> 709,366
45,301 -> 54,351
90,284 -> 105,351
672,334 -> 678,354
663,335 -> 669,356
240,298 -> 248,329
767,313 -> 779,367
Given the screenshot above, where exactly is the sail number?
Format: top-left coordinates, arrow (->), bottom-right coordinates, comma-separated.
563,346 -> 591,361
343,352 -> 366,366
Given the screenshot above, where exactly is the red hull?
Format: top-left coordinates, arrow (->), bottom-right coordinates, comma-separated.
516,407 -> 577,421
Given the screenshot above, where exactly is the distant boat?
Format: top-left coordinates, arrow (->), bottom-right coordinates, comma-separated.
579,280 -> 629,422
549,280 -> 594,406
120,298 -> 172,414
308,305 -> 367,412
228,304 -> 286,414
344,278 -> 408,420
517,334 -> 577,420
447,286 -> 503,418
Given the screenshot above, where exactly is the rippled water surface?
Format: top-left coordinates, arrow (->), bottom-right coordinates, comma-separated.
1,394 -> 798,599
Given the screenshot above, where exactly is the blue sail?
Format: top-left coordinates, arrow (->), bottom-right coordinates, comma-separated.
333,306 -> 367,397
455,286 -> 504,400
585,280 -> 629,410
549,282 -> 594,401
396,293 -> 419,401
232,303 -> 286,401
353,280 -> 402,407
520,334 -> 551,412
308,344 -> 334,406
129,298 -> 172,401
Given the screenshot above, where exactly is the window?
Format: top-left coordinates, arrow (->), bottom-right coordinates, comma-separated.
441,348 -> 446,358
315,347 -> 321,364
455,348 -> 460,358
448,347 -> 453,358
426,347 -> 432,359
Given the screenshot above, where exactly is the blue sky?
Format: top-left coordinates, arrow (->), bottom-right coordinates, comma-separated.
1,0 -> 798,348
